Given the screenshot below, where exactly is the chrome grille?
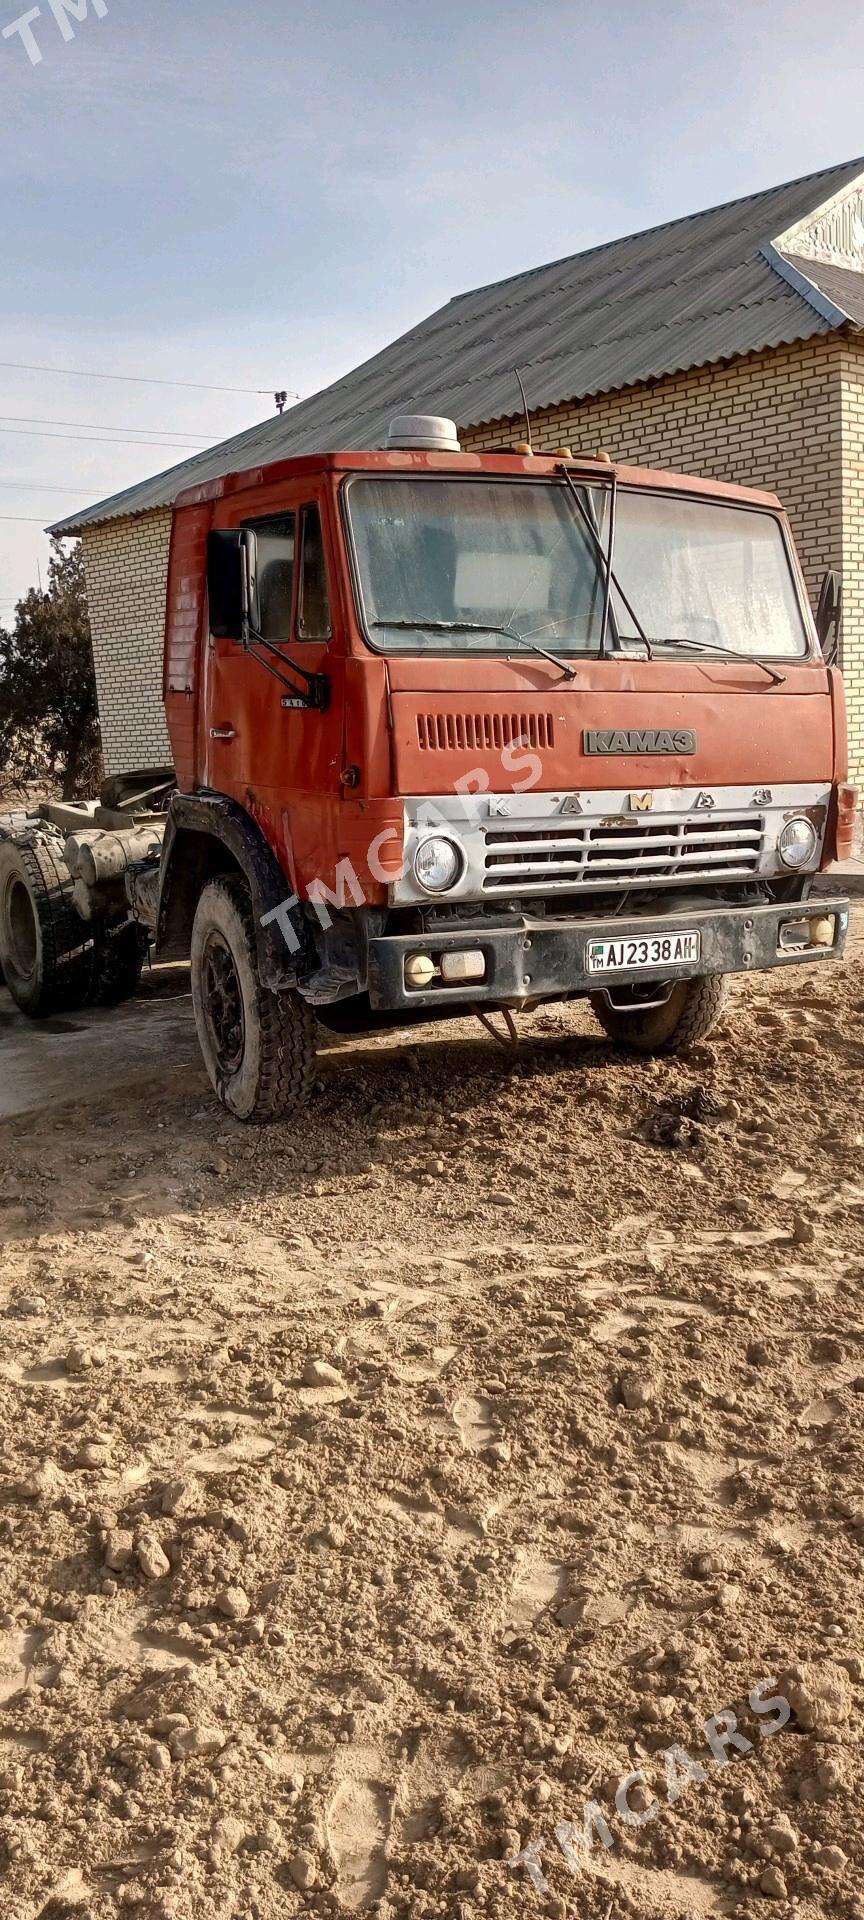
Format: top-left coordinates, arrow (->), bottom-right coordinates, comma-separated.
481,810 -> 765,894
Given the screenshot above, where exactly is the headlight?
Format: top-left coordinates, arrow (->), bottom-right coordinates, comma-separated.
778,816 -> 818,869
413,836 -> 462,893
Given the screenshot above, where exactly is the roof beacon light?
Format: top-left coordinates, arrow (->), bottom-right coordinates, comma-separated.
386,414 -> 461,452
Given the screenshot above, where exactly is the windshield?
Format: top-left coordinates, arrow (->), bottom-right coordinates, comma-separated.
346,476 -> 606,654
345,476 -> 810,660
609,490 -> 808,658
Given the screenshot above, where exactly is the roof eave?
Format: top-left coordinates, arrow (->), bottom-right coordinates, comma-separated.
461,320 -> 842,435
49,504 -> 156,538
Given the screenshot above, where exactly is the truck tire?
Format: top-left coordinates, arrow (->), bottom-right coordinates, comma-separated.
90,923 -> 150,1007
0,834 -> 92,1016
190,874 -> 317,1123
590,974 -> 731,1055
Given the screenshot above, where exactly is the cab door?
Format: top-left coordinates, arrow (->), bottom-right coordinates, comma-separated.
202,499 -> 345,890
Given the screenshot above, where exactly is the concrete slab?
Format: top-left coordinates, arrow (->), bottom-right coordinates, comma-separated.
0,968 -> 197,1124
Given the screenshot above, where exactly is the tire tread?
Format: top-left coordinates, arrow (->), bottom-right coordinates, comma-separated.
591,973 -> 730,1055
0,832 -> 93,1015
90,923 -> 149,1007
197,875 -> 317,1122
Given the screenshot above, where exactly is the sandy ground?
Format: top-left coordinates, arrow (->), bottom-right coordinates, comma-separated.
1,910 -> 864,1920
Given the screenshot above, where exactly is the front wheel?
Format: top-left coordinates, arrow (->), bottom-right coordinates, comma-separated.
590,973 -> 730,1054
190,874 -> 317,1123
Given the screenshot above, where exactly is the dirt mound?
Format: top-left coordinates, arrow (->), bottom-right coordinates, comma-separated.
1,929 -> 863,1917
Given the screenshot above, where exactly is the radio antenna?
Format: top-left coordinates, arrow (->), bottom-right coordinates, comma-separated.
514,368 -> 534,453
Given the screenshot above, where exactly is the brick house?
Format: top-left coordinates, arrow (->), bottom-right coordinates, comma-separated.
53,155 -> 864,779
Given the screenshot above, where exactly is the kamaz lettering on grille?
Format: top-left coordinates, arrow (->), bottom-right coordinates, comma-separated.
584,728 -> 697,755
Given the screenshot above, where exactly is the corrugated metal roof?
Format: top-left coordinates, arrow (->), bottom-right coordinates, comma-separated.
781,252 -> 864,326
52,154 -> 864,537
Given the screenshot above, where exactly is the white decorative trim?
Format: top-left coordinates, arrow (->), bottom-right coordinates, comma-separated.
772,171 -> 864,271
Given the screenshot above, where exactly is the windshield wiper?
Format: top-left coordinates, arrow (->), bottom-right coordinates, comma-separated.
369,619 -> 577,679
651,636 -> 786,687
556,465 -> 653,658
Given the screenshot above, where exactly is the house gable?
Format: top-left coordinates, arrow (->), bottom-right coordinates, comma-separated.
775,172 -> 864,271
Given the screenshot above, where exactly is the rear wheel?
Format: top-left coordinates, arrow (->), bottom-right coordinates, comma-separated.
0,834 -> 92,1016
590,973 -> 730,1054
190,874 -> 317,1123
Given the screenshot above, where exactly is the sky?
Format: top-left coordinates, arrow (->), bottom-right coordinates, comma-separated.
0,0 -> 862,617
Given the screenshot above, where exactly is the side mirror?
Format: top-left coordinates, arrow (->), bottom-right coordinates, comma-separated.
207,529 -> 259,642
816,568 -> 842,666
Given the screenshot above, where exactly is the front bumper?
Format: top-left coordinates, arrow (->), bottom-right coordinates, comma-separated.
367,895 -> 850,1012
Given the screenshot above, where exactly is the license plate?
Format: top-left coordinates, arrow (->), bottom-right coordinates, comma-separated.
586,930 -> 701,975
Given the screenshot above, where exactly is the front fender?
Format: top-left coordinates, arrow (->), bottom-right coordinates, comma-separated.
157,793 -> 309,990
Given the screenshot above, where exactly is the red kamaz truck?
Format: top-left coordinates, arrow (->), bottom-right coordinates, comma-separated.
0,415 -> 857,1121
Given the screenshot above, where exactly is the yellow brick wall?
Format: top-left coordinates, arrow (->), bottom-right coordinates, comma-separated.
81,510 -> 173,776
462,338 -> 863,778
840,341 -> 864,781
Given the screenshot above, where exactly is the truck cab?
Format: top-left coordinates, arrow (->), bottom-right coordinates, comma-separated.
157,414 -> 855,1121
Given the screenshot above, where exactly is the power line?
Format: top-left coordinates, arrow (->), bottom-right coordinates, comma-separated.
0,426 -> 213,450
0,359 -> 298,397
0,515 -> 54,524
0,412 -> 222,441
0,481 -> 124,493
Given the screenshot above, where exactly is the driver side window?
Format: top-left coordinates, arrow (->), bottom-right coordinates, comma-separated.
244,514 -> 296,642
298,506 -> 332,641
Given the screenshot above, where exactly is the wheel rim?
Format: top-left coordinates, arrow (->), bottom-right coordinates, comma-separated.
202,931 -> 245,1075
4,876 -> 38,981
